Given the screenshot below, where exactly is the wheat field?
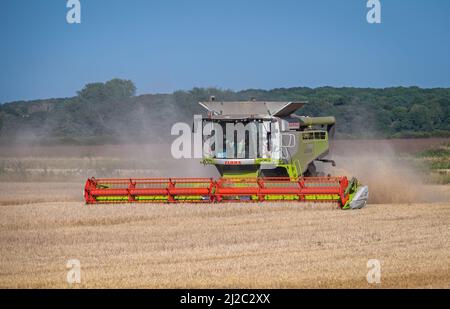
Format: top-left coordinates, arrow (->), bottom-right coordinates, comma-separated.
0,182 -> 449,288
1,141 -> 449,288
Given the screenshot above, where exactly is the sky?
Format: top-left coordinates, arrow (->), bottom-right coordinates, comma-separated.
0,0 -> 450,103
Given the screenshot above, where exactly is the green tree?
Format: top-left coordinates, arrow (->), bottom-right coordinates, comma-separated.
77,82 -> 109,101
77,79 -> 136,102
391,106 -> 409,131
375,109 -> 392,134
408,104 -> 432,131
105,79 -> 136,99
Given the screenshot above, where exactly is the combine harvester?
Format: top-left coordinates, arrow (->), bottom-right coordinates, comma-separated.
85,100 -> 369,209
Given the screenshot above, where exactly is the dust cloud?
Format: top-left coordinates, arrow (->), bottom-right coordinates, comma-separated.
325,140 -> 449,204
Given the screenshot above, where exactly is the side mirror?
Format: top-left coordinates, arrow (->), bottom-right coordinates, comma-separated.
281,133 -> 295,148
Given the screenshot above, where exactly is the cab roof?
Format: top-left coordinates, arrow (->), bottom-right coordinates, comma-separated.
199,101 -> 306,119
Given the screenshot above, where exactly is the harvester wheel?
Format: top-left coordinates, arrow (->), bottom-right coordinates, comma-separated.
304,163 -> 317,177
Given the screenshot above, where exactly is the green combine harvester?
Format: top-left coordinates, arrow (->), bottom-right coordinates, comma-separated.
85,100 -> 369,209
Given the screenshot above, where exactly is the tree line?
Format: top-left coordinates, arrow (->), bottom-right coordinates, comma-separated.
0,79 -> 449,144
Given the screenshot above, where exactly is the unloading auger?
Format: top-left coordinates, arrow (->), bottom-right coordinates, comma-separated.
84,100 -> 369,209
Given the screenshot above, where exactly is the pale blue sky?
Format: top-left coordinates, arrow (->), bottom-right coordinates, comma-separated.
1,0 -> 450,102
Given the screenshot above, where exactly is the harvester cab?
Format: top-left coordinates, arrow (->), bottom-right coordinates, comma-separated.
199,100 -> 336,179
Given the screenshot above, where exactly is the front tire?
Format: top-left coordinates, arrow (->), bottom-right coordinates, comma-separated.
304,163 -> 318,177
